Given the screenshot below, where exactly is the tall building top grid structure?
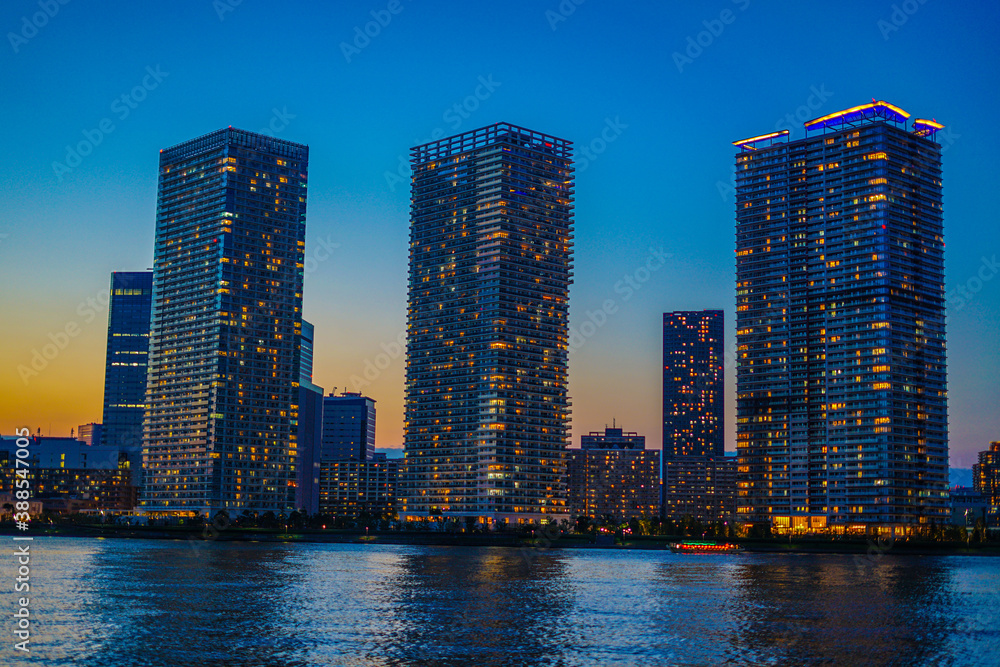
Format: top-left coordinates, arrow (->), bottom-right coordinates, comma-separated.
159,126 -> 308,163
581,426 -> 646,451
410,122 -> 572,162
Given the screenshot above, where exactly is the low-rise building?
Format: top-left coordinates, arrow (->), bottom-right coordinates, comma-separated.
662,455 -> 737,522
319,453 -> 400,518
949,486 -> 989,527
568,428 -> 660,521
0,434 -> 136,511
973,442 -> 1000,527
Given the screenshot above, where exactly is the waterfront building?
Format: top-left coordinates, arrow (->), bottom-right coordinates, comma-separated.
321,392 -> 376,461
661,455 -> 737,521
401,123 -> 574,525
142,128 -> 308,517
0,434 -> 136,511
100,270 -> 153,485
662,310 -> 724,457
567,446 -> 661,521
660,310 -> 733,521
318,453 -> 400,518
734,101 -> 948,532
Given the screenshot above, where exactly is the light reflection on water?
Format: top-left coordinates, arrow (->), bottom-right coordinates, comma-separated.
2,538 -> 998,666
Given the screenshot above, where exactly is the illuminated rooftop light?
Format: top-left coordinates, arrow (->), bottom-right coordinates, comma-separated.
912,118 -> 945,137
804,101 -> 910,131
733,130 -> 789,149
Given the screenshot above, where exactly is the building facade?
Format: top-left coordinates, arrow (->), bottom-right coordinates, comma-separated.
142,128 -> 308,517
321,392 -> 376,461
100,270 -> 153,485
0,435 -> 121,470
567,448 -> 661,521
0,435 -> 136,511
401,123 -> 574,525
662,455 -> 737,521
949,486 -> 990,528
661,310 -> 733,521
734,102 -> 948,532
662,310 -> 724,458
78,423 -> 103,447
297,319 -> 323,514
319,454 -> 400,518
973,442 -> 1000,527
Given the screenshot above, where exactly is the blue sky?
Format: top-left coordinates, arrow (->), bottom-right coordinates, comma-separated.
1,0 -> 997,467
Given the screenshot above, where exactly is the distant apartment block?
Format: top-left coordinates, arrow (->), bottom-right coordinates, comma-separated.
662,455 -> 737,521
568,427 -> 660,520
662,311 -> 724,458
318,454 -> 400,518
661,310 -> 733,521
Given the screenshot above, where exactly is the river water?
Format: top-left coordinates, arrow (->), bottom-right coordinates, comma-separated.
2,537 -> 997,666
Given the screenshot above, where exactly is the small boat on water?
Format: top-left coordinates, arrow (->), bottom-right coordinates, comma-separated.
670,541 -> 744,554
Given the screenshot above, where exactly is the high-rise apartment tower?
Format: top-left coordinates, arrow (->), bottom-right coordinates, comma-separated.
142,128 -> 308,516
734,102 -> 948,532
401,123 -> 574,524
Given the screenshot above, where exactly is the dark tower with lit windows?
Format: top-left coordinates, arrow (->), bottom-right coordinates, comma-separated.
662,310 -> 724,458
401,123 -> 574,525
100,270 -> 153,487
142,128 -> 308,517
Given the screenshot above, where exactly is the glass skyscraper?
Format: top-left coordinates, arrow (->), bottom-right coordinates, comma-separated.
662,310 -> 724,458
299,319 -> 316,387
297,319 -> 323,515
321,392 -> 376,461
733,101 -> 948,532
142,127 -> 308,517
401,123 -> 574,524
100,271 -> 152,485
